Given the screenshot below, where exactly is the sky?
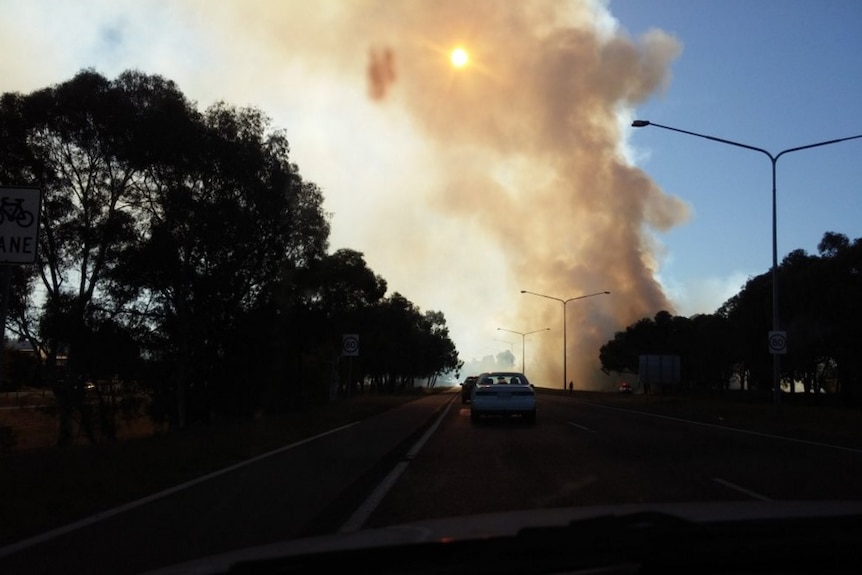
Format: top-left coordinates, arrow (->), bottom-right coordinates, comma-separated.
1,0 -> 860,390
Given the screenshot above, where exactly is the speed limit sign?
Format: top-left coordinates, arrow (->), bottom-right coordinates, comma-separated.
768,331 -> 787,355
342,333 -> 359,357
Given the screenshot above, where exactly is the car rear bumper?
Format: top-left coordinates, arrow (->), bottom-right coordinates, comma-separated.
471,407 -> 535,416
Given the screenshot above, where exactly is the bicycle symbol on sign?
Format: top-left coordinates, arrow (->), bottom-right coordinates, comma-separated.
0,197 -> 35,228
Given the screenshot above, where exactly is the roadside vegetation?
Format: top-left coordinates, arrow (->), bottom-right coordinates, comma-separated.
0,69 -> 461,449
599,232 -> 862,404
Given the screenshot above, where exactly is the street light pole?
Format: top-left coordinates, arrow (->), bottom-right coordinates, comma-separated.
632,120 -> 862,415
497,327 -> 550,374
520,290 -> 610,390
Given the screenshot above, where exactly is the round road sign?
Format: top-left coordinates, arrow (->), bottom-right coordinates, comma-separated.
768,331 -> 787,354
342,334 -> 359,356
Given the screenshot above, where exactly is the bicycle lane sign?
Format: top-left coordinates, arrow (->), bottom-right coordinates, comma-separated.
0,186 -> 41,264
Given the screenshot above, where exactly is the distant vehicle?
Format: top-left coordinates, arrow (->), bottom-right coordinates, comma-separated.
470,371 -> 536,424
619,382 -> 633,394
460,375 -> 478,403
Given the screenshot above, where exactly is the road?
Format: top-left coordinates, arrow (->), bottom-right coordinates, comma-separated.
0,393 -> 452,575
3,389 -> 862,574
363,391 -> 862,529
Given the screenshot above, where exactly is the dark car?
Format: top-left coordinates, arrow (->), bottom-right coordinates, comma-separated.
460,376 -> 478,403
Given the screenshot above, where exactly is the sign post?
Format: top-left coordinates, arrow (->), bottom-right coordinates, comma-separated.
0,187 -> 41,265
342,334 -> 359,397
768,331 -> 787,355
0,186 -> 42,388
342,334 -> 359,357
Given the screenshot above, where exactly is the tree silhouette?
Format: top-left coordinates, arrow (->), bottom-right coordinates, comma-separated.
603,231 -> 862,404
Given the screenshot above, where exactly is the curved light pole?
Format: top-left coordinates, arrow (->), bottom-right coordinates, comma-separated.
520,290 -> 610,390
496,327 -> 550,374
632,120 -> 862,415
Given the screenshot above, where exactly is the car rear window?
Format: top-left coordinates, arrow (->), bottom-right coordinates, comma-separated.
481,374 -> 529,385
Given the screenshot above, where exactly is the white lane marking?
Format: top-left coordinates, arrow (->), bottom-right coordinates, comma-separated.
568,422 -> 596,433
338,461 -> 410,534
0,422 -> 360,558
576,401 -> 862,455
712,477 -> 772,501
339,395 -> 457,533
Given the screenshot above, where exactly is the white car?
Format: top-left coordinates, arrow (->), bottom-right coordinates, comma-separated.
470,371 -> 536,424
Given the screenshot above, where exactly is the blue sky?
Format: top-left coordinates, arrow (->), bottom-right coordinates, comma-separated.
1,1 -> 860,387
614,0 -> 862,314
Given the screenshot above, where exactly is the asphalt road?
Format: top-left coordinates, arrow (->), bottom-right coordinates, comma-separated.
0,393 -> 453,575
3,389 -> 862,574
364,391 -> 862,528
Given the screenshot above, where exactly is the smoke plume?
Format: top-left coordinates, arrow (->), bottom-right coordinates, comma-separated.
358,1 -> 687,388
0,0 -> 688,389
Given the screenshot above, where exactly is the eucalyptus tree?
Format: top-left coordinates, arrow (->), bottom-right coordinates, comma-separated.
0,69 -> 170,443
812,233 -> 862,400
112,98 -> 330,427
271,248 -> 387,407
0,69 -> 332,436
717,272 -> 772,392
718,232 -> 862,400
417,310 -> 460,388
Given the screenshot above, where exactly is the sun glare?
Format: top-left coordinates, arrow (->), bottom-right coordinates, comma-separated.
450,47 -> 469,68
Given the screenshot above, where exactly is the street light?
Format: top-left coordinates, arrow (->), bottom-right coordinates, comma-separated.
496,327 -> 550,374
632,120 -> 862,415
520,290 -> 610,390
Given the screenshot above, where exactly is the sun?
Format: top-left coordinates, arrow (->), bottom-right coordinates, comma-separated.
450,47 -> 469,68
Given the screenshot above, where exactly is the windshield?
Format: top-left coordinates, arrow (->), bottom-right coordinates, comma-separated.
2,2 -> 862,574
